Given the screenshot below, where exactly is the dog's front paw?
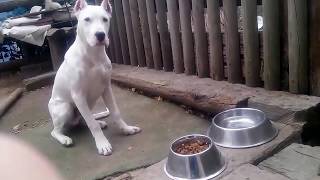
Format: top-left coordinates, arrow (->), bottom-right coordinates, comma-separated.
95,138 -> 112,156
121,126 -> 141,136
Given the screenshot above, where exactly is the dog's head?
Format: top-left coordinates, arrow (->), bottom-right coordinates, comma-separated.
74,0 -> 112,47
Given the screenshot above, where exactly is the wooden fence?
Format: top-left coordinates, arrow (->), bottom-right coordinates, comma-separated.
107,0 -> 309,95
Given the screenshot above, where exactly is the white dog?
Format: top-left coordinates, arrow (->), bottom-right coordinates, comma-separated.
48,0 -> 141,156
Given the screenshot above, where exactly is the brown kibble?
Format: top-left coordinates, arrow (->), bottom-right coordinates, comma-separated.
174,138 -> 210,155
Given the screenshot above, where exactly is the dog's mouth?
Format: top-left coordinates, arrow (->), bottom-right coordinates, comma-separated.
95,41 -> 106,46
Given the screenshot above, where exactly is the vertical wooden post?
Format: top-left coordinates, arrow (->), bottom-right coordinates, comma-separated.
155,0 -> 174,71
129,0 -> 146,67
110,3 -> 123,64
179,0 -> 196,75
137,0 -> 154,68
310,0 -> 320,96
242,0 -> 261,86
167,0 -> 184,73
263,0 -> 280,90
114,0 -> 130,64
223,0 -> 242,83
207,0 -> 224,80
108,30 -> 116,63
122,0 -> 138,66
288,0 -> 308,94
192,0 -> 209,78
146,0 -> 163,70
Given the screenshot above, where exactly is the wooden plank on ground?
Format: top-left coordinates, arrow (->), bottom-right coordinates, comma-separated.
122,0 -> 138,66
146,0 -> 163,70
167,0 -> 184,74
192,0 -> 209,78
263,0 -> 281,90
137,0 -> 154,68
155,0 -> 173,71
129,0 -> 146,67
223,0 -> 242,83
242,0 -> 261,87
207,0 -> 224,80
179,0 -> 196,75
288,0 -> 308,94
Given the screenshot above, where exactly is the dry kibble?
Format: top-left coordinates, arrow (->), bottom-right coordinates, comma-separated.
174,138 -> 210,155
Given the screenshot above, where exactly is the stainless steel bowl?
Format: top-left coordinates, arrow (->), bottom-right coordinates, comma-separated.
208,108 -> 278,148
164,134 -> 226,180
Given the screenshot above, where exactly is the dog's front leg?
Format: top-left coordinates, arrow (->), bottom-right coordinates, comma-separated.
72,92 -> 112,156
102,83 -> 141,135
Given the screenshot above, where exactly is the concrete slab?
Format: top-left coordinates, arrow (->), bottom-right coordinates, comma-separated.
259,143 -> 320,180
0,85 -> 210,180
129,122 -> 301,180
220,164 -> 290,180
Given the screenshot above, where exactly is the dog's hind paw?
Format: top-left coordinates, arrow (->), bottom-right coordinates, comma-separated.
121,126 -> 142,136
97,120 -> 108,129
96,140 -> 113,156
51,131 -> 73,146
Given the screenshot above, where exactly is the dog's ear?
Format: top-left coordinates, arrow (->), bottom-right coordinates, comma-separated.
74,0 -> 88,16
101,0 -> 112,14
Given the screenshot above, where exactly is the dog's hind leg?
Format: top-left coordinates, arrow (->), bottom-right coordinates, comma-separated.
48,100 -> 74,146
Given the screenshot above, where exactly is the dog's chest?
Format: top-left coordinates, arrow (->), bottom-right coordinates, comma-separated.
84,65 -> 110,101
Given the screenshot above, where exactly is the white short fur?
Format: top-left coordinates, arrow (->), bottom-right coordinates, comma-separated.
48,0 -> 141,156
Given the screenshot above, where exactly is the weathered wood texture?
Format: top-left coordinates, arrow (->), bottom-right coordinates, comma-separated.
114,0 -> 130,65
192,0 -> 209,78
288,0 -> 308,94
179,0 -> 196,75
167,0 -> 184,74
110,6 -> 123,64
129,0 -> 146,67
122,0 -> 138,66
207,0 -> 224,80
224,0 -> 242,83
146,0 -> 163,70
310,0 -> 320,96
263,0 -> 281,90
242,0 -> 261,87
155,0 -> 173,71
0,0 -> 43,12
137,0 -> 154,68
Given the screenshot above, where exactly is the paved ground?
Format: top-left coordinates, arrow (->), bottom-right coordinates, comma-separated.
0,85 -> 210,180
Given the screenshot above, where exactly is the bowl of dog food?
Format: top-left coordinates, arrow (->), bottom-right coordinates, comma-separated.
207,108 -> 278,148
164,134 -> 226,180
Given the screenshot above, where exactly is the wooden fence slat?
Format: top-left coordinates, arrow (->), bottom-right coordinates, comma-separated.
137,0 -> 154,68
263,0 -> 281,90
223,0 -> 242,83
242,0 -> 261,87
108,30 -> 116,63
192,0 -> 209,78
114,0 -> 130,65
288,0 -> 308,94
207,0 -> 224,80
122,0 -> 138,66
110,2 -> 123,64
167,0 -> 184,74
179,0 -> 196,75
146,0 -> 163,70
129,0 -> 146,67
155,0 -> 174,71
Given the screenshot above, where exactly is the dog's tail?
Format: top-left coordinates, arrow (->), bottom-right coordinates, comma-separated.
93,108 -> 110,120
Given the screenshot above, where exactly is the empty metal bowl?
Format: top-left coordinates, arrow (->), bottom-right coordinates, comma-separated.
164,134 -> 226,180
208,108 -> 278,148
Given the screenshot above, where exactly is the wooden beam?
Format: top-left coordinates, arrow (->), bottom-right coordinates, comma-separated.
146,0 -> 163,70
224,0 -> 242,83
110,0 -> 123,64
192,0 -> 209,78
263,0 -> 281,90
288,0 -> 308,94
122,0 -> 138,66
179,0 -> 196,75
155,0 -> 174,71
242,0 -> 261,87
207,0 -> 224,80
137,0 -> 154,68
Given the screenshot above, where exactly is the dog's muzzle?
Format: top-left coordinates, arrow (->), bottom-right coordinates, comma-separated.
95,32 -> 106,42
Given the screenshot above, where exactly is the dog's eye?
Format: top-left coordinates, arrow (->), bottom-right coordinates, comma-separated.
84,17 -> 91,22
103,17 -> 108,23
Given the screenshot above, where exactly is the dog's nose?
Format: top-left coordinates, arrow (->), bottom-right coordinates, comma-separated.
95,32 -> 105,42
